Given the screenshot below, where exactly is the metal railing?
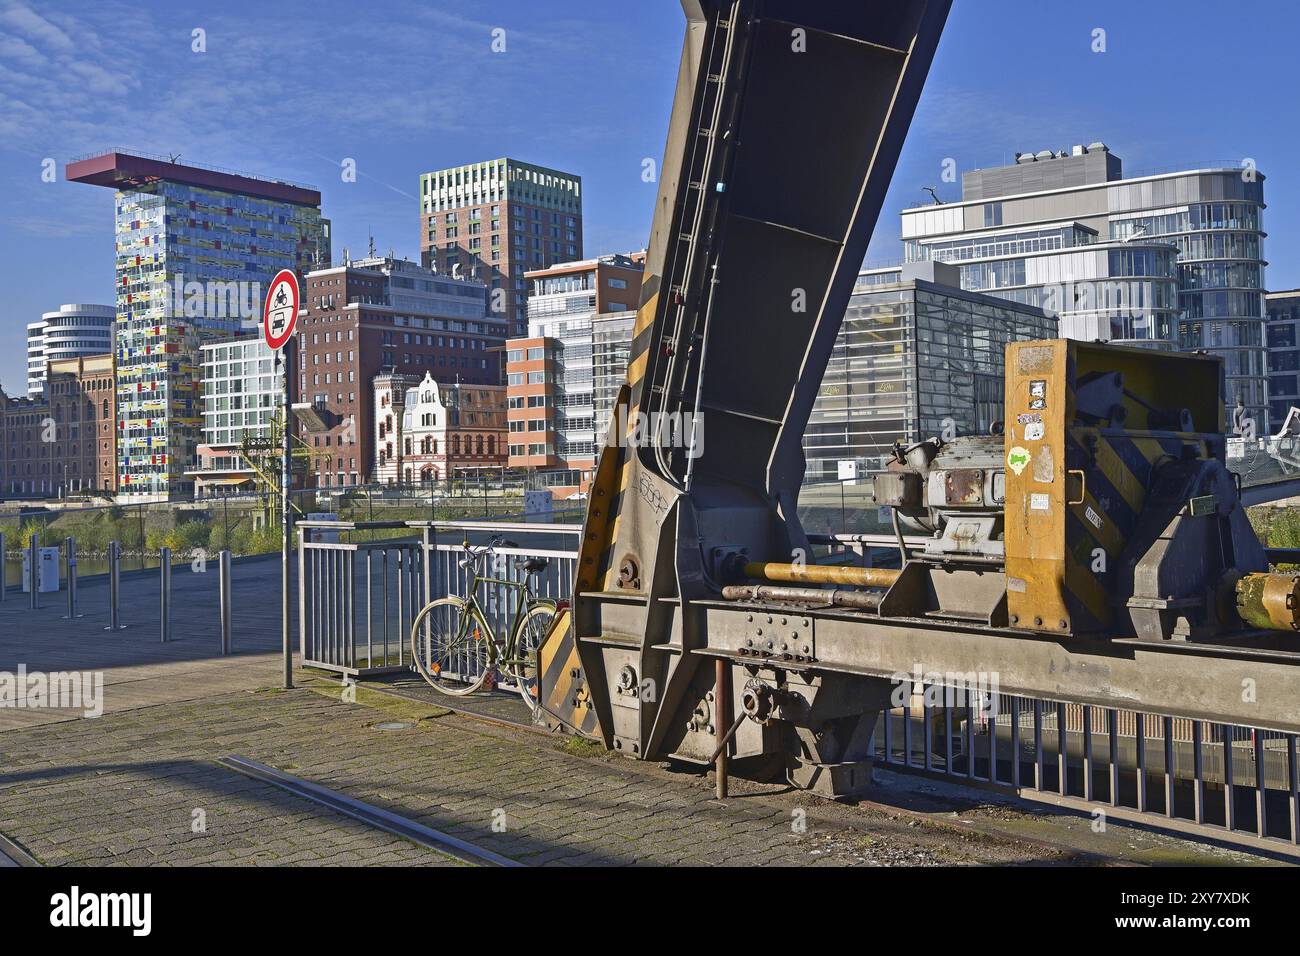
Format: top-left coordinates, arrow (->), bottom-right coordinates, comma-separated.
872,686 -> 1300,858
296,519 -> 580,678
294,518 -> 1298,857
298,536 -> 423,676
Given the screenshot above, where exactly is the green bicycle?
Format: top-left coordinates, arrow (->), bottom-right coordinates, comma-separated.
409,535 -> 558,710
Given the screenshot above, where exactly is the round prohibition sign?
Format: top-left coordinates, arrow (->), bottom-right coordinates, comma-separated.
263,269 -> 301,350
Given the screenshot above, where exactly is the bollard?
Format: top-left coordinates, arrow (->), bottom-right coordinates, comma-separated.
28,533 -> 39,610
160,546 -> 172,643
104,540 -> 126,631
62,536 -> 81,619
218,549 -> 232,654
0,531 -> 6,603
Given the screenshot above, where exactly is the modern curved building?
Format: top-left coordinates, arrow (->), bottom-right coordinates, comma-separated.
27,303 -> 115,397
901,144 -> 1268,428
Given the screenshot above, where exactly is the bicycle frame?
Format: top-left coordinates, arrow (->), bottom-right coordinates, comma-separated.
457,550 -> 544,669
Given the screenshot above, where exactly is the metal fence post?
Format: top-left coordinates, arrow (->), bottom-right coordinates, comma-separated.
160,546 -> 172,643
0,531 -> 6,603
219,548 -> 232,654
63,536 -> 81,619
28,532 -> 39,610
104,540 -> 125,631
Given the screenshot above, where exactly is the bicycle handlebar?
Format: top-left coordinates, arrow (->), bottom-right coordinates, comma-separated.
457,536 -> 539,573
458,534 -> 506,569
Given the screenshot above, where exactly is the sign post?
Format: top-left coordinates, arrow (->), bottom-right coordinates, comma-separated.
263,268 -> 300,690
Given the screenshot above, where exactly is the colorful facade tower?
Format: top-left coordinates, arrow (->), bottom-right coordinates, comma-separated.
67,150 -> 329,499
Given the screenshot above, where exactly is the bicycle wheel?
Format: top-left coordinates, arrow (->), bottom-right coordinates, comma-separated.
410,597 -> 491,696
509,599 -> 557,712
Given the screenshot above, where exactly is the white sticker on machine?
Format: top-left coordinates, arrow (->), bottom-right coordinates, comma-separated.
1085,505 -> 1103,529
1030,493 -> 1050,511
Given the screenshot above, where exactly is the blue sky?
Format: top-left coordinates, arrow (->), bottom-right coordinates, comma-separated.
1,0 -> 1297,393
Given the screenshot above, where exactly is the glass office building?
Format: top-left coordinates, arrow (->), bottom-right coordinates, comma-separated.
186,334 -> 280,496
521,255 -> 642,464
199,335 -> 279,448
901,144 -> 1267,427
803,262 -> 1056,483
591,311 -> 635,440
1267,290 -> 1300,427
68,151 -> 330,499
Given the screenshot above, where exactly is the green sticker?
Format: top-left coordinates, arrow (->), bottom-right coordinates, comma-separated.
1007,446 -> 1031,475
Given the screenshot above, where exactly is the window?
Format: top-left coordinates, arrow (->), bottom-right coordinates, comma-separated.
983,203 -> 1003,228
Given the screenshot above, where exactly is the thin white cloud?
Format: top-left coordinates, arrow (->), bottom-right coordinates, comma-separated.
0,1 -> 76,52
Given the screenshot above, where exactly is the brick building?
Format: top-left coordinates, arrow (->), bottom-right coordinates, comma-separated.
504,254 -> 644,496
1,352 -> 116,498
505,338 -> 556,468
419,158 -> 583,337
297,254 -> 506,488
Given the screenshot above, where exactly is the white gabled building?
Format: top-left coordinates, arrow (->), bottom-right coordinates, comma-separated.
373,370 -> 506,485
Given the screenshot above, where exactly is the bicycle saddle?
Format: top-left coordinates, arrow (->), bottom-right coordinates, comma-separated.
516,556 -> 549,574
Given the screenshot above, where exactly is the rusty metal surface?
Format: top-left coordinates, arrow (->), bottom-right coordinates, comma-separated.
721,584 -> 884,609
944,468 -> 986,506
1237,572 -> 1300,632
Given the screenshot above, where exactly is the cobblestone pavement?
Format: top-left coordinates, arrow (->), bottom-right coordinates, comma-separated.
0,677 -> 1093,867
3,676 -> 1282,867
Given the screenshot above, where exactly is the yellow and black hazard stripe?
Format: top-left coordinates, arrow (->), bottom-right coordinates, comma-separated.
574,383 -> 634,595
534,381 -> 638,740
581,266 -> 660,593
626,271 -> 661,415
536,607 -> 601,738
1062,426 -> 1201,632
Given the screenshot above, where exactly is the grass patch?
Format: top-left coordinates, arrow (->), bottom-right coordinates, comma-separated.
288,674 -> 452,724
556,736 -> 610,760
